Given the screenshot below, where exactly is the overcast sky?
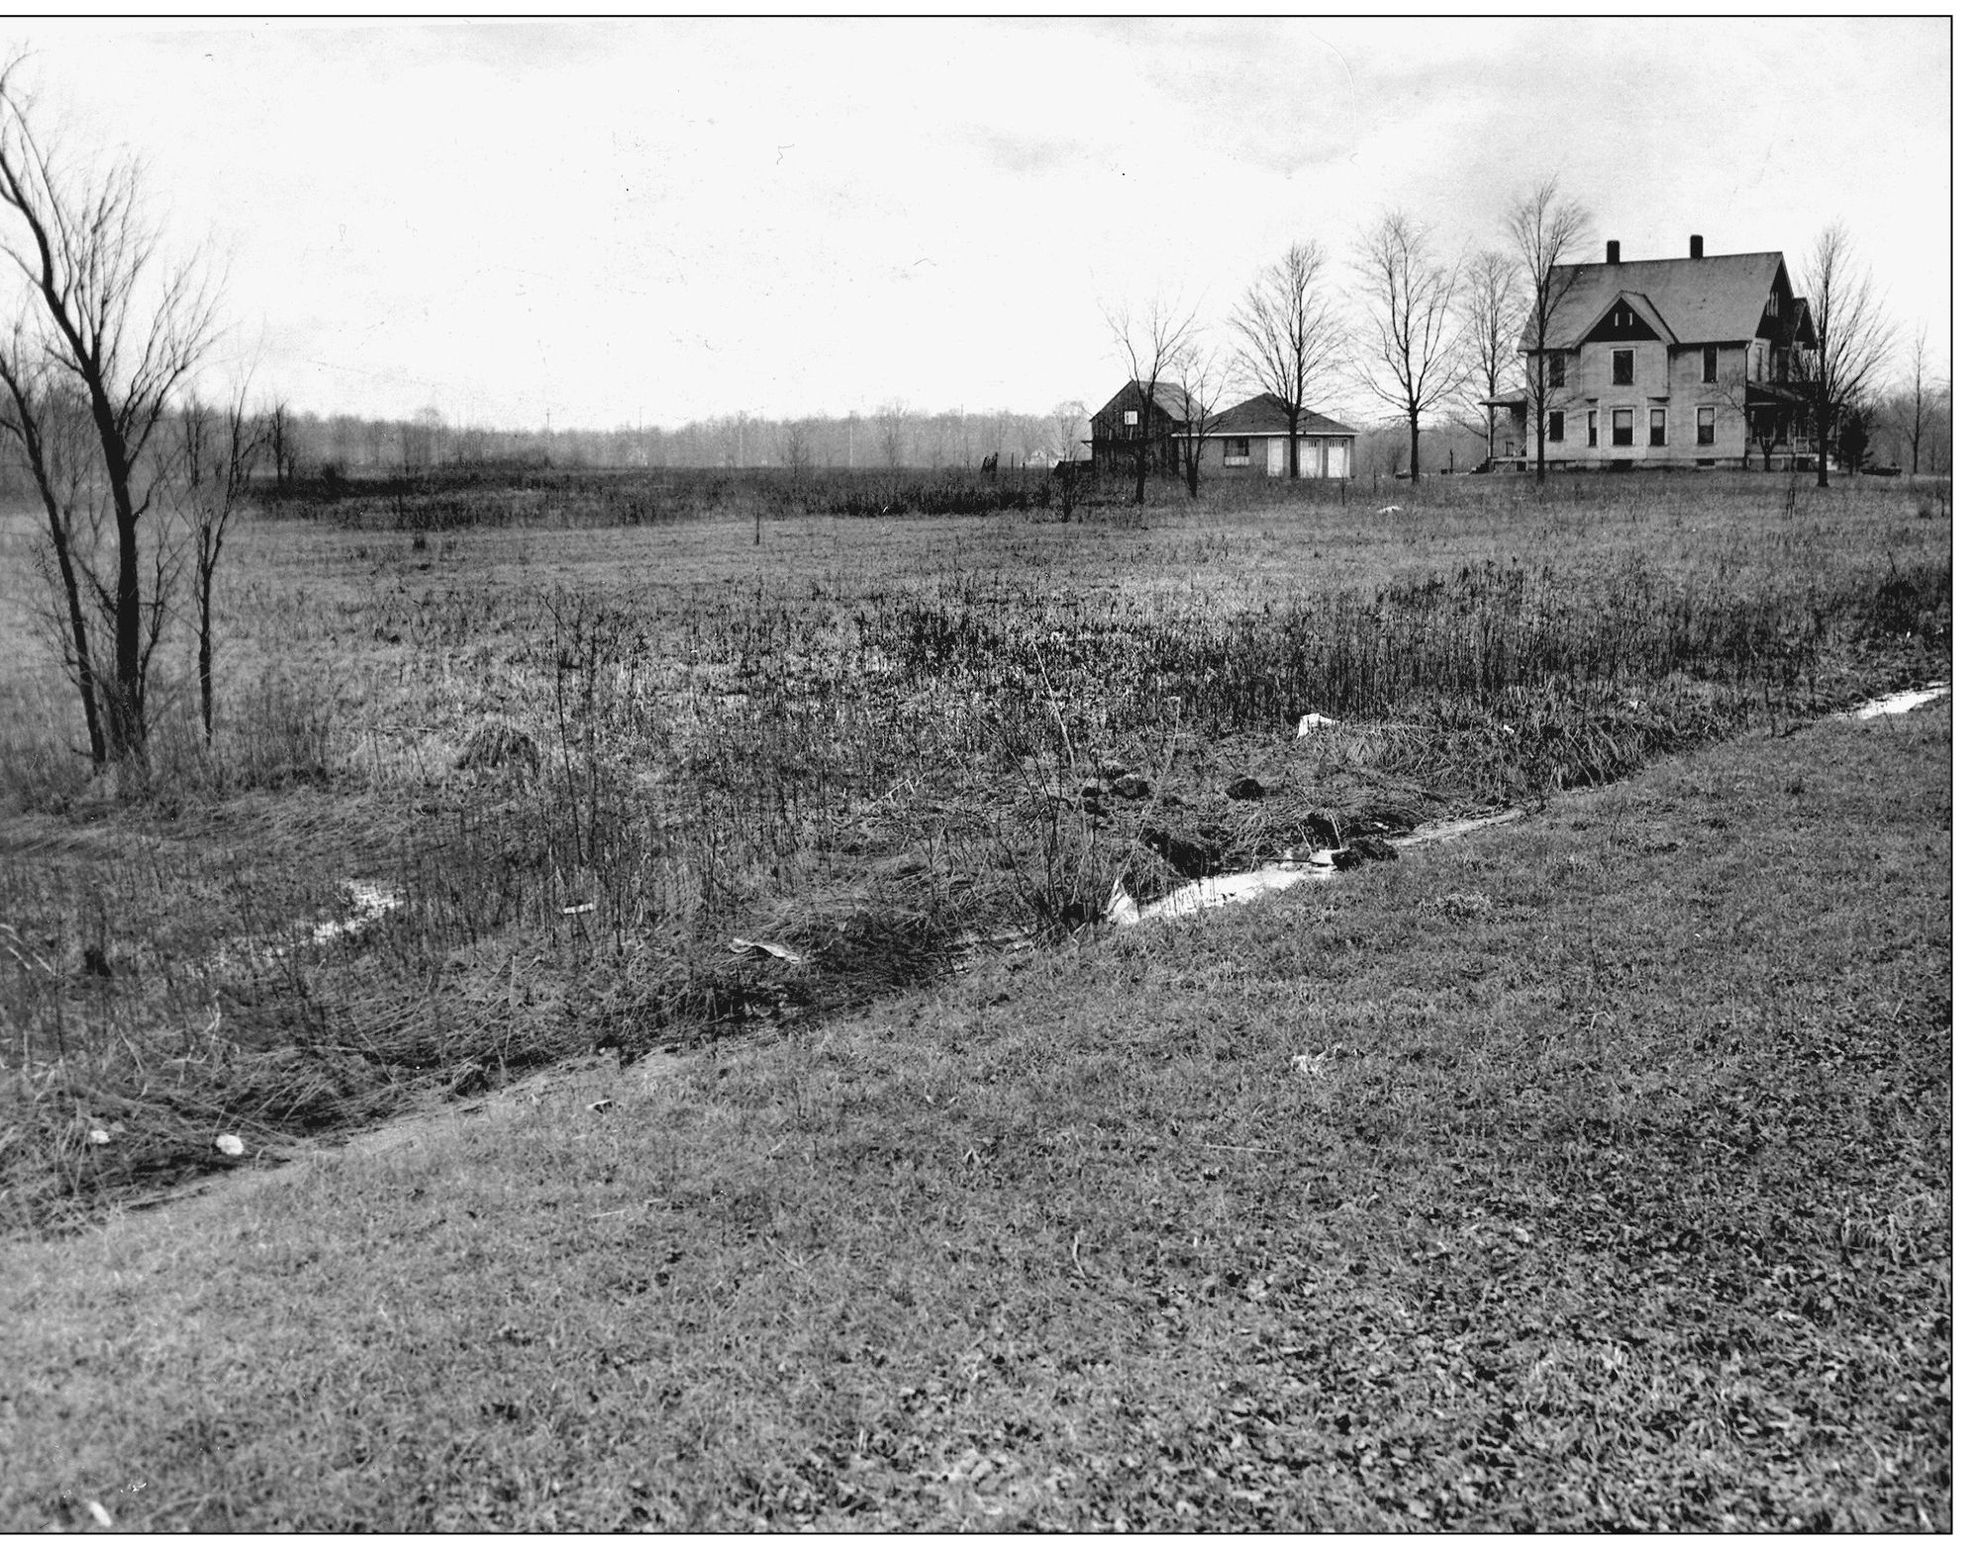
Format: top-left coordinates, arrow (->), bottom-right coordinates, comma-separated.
9,17 -> 1952,432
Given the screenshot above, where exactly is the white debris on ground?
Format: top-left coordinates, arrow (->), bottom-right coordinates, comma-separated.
307,881 -> 405,948
1848,682 -> 1948,720
1106,849 -> 1337,928
729,937 -> 805,965
1295,711 -> 1339,737
214,1134 -> 245,1157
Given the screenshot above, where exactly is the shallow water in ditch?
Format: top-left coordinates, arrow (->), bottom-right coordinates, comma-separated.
1111,681 -> 1947,927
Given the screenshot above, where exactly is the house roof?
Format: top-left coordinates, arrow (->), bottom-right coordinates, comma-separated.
1525,251 -> 1792,350
1204,392 -> 1358,437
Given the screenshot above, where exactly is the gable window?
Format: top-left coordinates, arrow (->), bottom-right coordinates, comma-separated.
1649,408 -> 1666,447
1614,304 -> 1634,328
1697,406 -> 1716,446
1612,408 -> 1634,447
1222,437 -> 1251,466
1587,410 -> 1598,448
1546,352 -> 1566,389
1612,349 -> 1634,386
1702,345 -> 1718,384
1547,410 -> 1565,444
1122,409 -> 1139,427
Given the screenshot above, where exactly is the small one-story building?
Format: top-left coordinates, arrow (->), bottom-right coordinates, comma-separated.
1200,393 -> 1358,479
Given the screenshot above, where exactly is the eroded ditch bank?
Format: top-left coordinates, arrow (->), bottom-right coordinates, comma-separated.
42,680 -> 1947,1229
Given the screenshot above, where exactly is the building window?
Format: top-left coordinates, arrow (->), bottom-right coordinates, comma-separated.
1123,409 -> 1139,427
1222,437 -> 1250,466
1547,410 -> 1565,444
1649,408 -> 1666,447
1702,345 -> 1718,383
1587,411 -> 1598,447
1546,352 -> 1566,389
1697,406 -> 1716,446
1614,304 -> 1633,329
1612,349 -> 1634,386
1612,409 -> 1634,447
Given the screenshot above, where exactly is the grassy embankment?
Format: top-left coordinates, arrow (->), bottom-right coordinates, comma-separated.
0,471 -> 1950,1229
0,697 -> 1949,1529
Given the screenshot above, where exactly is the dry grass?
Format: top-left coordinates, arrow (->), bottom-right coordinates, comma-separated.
0,471 -> 1950,1229
0,703 -> 1949,1530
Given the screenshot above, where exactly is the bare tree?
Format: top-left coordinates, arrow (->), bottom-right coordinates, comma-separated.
265,398 -> 296,485
1172,343 -> 1228,499
1795,222 -> 1897,489
1051,399 -> 1086,465
780,417 -> 814,473
876,399 -> 909,469
1230,242 -> 1342,479
1457,249 -> 1526,465
1355,212 -> 1464,482
178,389 -> 265,742
1104,292 -> 1198,504
0,328 -> 106,762
1504,176 -> 1591,485
1902,325 -> 1933,477
0,61 -> 218,768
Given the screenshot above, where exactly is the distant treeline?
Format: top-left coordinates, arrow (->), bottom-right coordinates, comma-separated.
202,405 -> 1511,483
248,405 -> 1081,477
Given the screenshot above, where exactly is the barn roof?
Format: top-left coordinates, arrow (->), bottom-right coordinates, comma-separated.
1205,392 -> 1358,437
1525,251 -> 1793,350
1099,379 -> 1197,421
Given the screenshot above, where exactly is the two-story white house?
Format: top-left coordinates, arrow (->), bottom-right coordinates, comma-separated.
1484,235 -> 1817,471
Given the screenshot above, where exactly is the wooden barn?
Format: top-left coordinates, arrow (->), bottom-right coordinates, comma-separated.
1089,380 -> 1193,477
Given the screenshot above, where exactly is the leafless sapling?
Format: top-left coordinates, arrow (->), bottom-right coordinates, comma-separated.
1456,249 -> 1525,466
1503,177 -> 1590,486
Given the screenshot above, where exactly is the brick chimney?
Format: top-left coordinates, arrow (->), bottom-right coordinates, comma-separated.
1689,234 -> 1704,259
1606,240 -> 1621,264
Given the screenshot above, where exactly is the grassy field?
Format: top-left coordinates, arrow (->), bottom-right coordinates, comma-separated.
0,694 -> 1948,1530
0,470 -> 1949,1228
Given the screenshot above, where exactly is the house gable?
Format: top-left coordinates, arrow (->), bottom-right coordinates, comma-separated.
1580,292 -> 1673,346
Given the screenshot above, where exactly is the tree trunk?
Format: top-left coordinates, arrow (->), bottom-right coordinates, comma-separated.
47,511 -> 106,765
1133,436 -> 1147,506
1408,414 -> 1422,482
198,561 -> 215,744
